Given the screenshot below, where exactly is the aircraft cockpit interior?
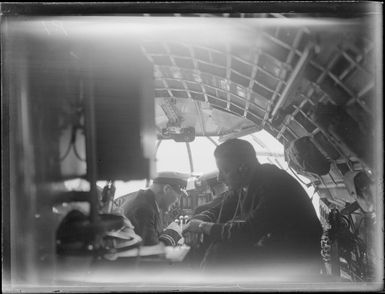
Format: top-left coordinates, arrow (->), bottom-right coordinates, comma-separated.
2,3 -> 383,292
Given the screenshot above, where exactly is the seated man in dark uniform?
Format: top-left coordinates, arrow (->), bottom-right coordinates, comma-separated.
183,139 -> 323,277
116,172 -> 189,247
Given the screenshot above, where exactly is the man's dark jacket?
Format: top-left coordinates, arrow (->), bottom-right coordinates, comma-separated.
120,189 -> 164,246
193,163 -> 323,271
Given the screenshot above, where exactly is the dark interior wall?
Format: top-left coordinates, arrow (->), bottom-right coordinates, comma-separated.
3,17 -> 156,286
5,20 -> 71,284
2,19 -> 11,286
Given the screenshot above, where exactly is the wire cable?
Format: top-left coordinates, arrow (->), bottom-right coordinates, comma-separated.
59,125 -> 86,162
73,128 -> 86,162
59,137 -> 73,161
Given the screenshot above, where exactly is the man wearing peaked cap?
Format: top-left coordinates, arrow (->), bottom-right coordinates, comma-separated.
153,171 -> 189,194
114,171 -> 189,247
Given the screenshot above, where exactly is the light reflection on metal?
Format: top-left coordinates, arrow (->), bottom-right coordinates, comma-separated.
155,139 -> 162,158
194,100 -> 206,137
251,134 -> 267,149
185,142 -> 194,173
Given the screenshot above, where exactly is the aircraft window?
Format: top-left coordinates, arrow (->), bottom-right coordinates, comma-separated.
294,111 -> 317,133
255,70 -> 280,90
212,52 -> 227,67
282,128 -> 296,142
168,43 -> 190,57
174,57 -> 195,69
230,71 -> 250,87
152,55 -> 173,66
229,103 -> 244,117
246,112 -> 264,126
156,137 -> 218,174
287,119 -> 308,138
171,90 -> 189,99
207,95 -> 227,109
190,92 -> 205,102
203,85 -> 217,97
247,102 -> 266,117
198,62 -> 226,77
155,89 -> 170,98
155,79 -> 166,88
217,89 -> 227,100
185,82 -> 203,92
194,47 -> 210,62
231,57 -> 253,76
166,79 -> 184,90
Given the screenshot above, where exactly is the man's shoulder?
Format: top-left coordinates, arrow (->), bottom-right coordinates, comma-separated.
128,189 -> 154,206
252,164 -> 302,194
114,191 -> 139,207
120,190 -> 157,218
259,163 -> 282,173
115,189 -> 154,211
258,164 -> 292,181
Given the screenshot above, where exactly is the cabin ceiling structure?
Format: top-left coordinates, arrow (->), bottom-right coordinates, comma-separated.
138,13 -> 378,197
142,14 -> 375,141
6,11 -> 379,204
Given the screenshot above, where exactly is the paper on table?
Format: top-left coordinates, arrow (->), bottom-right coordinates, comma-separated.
104,243 -> 166,261
165,245 -> 191,262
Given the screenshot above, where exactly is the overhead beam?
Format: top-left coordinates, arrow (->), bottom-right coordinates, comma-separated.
185,142 -> 194,173
269,43 -> 316,120
154,139 -> 162,158
194,100 -> 207,137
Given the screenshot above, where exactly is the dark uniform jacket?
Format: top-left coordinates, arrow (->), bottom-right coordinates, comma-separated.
119,189 -> 181,247
193,163 -> 323,272
193,192 -> 227,215
120,189 -> 164,246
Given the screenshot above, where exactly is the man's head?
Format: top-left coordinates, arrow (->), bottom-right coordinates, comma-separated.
151,172 -> 189,211
214,139 -> 259,190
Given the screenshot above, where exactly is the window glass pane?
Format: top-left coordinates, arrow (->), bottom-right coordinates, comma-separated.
188,137 -> 219,174
156,140 -> 191,173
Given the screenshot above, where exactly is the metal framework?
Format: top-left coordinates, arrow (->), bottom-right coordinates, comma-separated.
142,14 -> 375,191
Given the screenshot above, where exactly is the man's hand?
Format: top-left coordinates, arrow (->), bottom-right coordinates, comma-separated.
183,219 -> 214,235
182,219 -> 203,233
182,220 -> 203,247
182,219 -> 214,246
183,231 -> 201,247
